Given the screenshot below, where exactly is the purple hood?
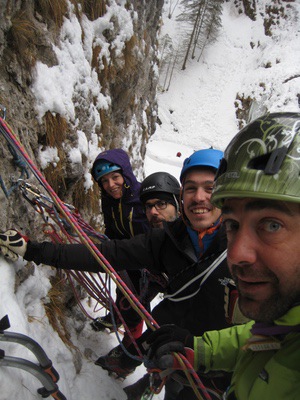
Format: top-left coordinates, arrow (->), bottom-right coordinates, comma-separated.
91,149 -> 149,239
91,148 -> 141,202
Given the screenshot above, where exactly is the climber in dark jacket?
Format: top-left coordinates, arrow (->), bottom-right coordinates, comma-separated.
1,149 -> 247,399
90,148 -> 150,355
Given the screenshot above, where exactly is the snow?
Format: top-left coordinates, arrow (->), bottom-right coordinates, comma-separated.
1,1 -> 299,400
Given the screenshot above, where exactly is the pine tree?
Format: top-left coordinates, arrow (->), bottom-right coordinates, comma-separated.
177,0 -> 223,70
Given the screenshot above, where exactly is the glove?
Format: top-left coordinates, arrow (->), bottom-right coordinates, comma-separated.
146,342 -> 195,371
146,324 -> 194,355
0,230 -> 29,262
146,324 -> 194,370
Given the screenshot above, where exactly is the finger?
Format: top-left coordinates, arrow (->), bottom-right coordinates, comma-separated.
147,333 -> 174,354
155,341 -> 185,359
0,246 -> 18,262
157,354 -> 175,369
146,325 -> 175,345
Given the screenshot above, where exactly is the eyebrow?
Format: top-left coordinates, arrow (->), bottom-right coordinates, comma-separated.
222,199 -> 295,216
184,179 -> 214,186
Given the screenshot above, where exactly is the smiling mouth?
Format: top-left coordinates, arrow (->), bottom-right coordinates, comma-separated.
191,208 -> 210,214
110,188 -> 121,194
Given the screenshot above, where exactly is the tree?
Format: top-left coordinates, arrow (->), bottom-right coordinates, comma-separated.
177,0 -> 223,70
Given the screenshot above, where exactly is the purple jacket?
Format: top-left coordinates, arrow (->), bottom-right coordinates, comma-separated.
92,149 -> 149,239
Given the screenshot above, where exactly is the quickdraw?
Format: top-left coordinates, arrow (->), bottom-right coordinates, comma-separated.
0,315 -> 67,400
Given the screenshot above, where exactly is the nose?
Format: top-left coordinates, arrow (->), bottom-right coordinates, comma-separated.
227,227 -> 257,267
106,178 -> 115,188
194,186 -> 208,202
147,206 -> 159,215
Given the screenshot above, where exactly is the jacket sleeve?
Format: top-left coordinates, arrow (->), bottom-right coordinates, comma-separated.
193,321 -> 254,373
24,229 -> 164,273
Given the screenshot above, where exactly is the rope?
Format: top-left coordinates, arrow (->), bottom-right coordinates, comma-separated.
19,181 -> 117,315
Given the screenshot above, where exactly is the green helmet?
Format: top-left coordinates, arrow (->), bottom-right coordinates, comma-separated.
212,112 -> 300,208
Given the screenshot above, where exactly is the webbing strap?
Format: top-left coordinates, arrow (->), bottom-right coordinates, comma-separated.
164,250 -> 227,302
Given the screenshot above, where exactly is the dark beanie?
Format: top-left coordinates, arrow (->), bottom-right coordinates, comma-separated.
141,192 -> 178,207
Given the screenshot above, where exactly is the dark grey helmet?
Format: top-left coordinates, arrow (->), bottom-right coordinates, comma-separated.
140,172 -> 180,203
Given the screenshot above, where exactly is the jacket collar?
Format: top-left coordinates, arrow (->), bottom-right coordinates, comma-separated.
251,304 -> 300,336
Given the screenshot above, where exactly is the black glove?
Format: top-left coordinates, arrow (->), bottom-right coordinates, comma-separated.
146,325 -> 194,370
0,229 -> 29,262
147,324 -> 194,355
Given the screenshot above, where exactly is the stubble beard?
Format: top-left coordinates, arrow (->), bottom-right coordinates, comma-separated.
238,285 -> 300,323
231,264 -> 300,322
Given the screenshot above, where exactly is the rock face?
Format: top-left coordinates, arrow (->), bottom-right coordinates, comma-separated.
0,0 -> 163,234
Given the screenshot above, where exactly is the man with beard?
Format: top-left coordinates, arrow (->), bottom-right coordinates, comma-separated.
95,171 -> 180,371
140,172 -> 181,229
146,112 -> 300,400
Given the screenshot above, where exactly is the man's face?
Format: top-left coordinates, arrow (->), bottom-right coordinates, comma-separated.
182,169 -> 221,231
145,198 -> 178,229
222,197 -> 300,322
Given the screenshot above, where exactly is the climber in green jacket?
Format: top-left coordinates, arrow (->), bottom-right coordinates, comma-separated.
146,112 -> 300,400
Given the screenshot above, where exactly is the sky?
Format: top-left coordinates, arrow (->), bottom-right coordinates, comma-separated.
0,1 -> 299,400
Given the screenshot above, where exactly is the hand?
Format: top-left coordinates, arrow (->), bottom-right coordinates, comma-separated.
146,325 -> 194,370
150,344 -> 195,370
0,230 -> 29,262
147,324 -> 194,355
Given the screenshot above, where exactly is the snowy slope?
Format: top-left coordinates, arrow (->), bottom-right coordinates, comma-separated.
144,1 -> 300,177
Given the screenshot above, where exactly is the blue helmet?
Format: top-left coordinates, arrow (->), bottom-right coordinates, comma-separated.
180,148 -> 223,183
92,159 -> 121,182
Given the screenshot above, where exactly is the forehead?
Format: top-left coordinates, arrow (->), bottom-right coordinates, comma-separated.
145,198 -> 162,204
183,168 -> 215,185
101,171 -> 123,180
222,197 -> 299,216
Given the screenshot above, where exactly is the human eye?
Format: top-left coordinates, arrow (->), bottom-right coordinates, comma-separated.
223,219 -> 239,233
184,184 -> 195,193
260,219 -> 282,233
205,185 -> 214,193
156,201 -> 167,209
